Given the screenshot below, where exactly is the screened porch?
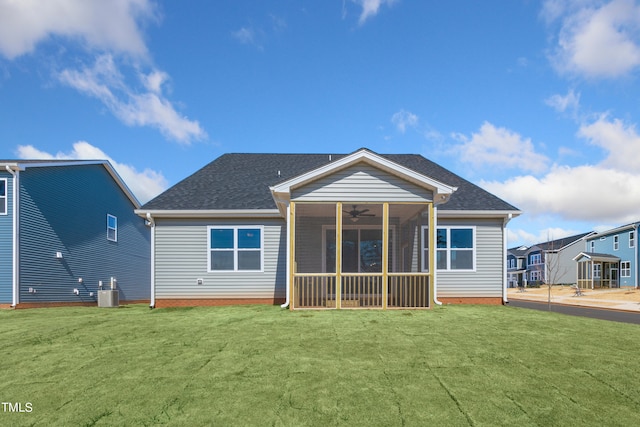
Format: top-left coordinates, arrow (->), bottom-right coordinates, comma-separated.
290,202 -> 433,309
575,253 -> 620,289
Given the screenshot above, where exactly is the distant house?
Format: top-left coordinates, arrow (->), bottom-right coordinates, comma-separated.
0,160 -> 150,308
137,148 -> 520,309
506,245 -> 527,288
575,222 -> 639,289
507,232 -> 593,288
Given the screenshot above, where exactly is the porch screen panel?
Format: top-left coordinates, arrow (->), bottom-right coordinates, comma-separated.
389,204 -> 429,273
294,203 -> 337,308
388,204 -> 430,308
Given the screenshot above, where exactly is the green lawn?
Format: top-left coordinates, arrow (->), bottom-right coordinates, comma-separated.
1,304 -> 639,426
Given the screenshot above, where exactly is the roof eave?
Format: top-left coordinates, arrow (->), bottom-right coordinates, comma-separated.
136,209 -> 283,219
437,209 -> 522,219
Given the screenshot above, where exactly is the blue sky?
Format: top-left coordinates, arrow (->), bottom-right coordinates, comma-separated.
1,0 -> 640,247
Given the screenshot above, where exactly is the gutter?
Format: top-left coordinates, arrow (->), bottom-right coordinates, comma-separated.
503,213 -> 514,304
5,166 -> 18,307
146,213 -> 156,308
433,206 -> 442,306
281,204 -> 291,308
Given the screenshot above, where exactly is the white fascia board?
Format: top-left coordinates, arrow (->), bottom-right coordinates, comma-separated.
437,210 -> 522,219
588,223 -> 640,239
135,209 -> 283,219
270,149 -> 457,196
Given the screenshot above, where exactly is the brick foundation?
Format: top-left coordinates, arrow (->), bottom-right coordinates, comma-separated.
154,298 -> 286,308
8,300 -> 149,309
437,297 -> 504,305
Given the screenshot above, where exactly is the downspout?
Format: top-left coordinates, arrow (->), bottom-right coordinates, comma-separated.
6,166 -> 18,307
280,203 -> 291,308
146,213 -> 156,308
503,213 -> 513,304
433,205 -> 442,305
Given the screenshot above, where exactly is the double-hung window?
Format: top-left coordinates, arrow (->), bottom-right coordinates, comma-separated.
614,235 -> 619,251
0,179 -> 6,215
208,226 -> 263,272
435,227 -> 475,271
107,214 -> 117,242
621,261 -> 631,278
530,253 -> 542,265
589,241 -> 595,253
630,231 -> 635,249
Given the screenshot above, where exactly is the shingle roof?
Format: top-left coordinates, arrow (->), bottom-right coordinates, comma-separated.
141,151 -> 519,212
534,232 -> 593,251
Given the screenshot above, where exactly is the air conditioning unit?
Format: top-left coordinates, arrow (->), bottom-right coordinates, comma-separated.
98,290 -> 119,308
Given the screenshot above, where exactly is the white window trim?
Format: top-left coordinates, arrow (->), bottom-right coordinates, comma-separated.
423,225 -> 476,272
621,261 -> 631,278
589,241 -> 595,253
107,214 -> 117,242
593,264 -> 601,279
530,253 -> 542,265
530,270 -> 542,282
0,178 -> 7,216
207,226 -> 264,273
629,231 -> 635,249
614,235 -> 619,251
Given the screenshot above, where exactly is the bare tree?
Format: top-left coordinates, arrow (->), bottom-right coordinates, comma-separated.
542,239 -> 569,310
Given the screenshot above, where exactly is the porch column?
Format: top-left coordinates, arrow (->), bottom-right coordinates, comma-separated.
336,202 -> 342,309
289,201 -> 295,310
430,203 -> 436,307
382,202 -> 389,309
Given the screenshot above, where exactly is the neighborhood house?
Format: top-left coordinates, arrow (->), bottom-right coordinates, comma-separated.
137,148 -> 520,309
0,160 -> 150,308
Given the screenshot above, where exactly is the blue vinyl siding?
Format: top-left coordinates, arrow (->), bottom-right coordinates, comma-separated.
0,172 -> 13,303
588,229 -> 638,287
18,165 -> 150,303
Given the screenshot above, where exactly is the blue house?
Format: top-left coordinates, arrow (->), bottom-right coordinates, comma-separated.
575,222 -> 639,289
0,160 -> 150,308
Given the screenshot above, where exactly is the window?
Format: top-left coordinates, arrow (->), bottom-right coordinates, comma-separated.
0,179 -> 6,215
530,253 -> 542,265
621,261 -> 631,278
593,264 -> 601,279
508,258 -> 516,269
0,178 -> 7,215
630,231 -> 635,248
208,226 -> 263,272
107,214 -> 117,242
589,241 -> 595,253
435,227 -> 475,271
614,235 -> 619,251
530,270 -> 542,282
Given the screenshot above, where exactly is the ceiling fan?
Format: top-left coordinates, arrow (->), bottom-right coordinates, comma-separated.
344,205 -> 375,222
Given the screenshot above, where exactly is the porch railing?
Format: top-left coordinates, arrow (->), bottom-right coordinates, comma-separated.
293,274 -> 430,309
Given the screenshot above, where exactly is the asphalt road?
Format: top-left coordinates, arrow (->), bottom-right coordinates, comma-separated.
507,299 -> 640,325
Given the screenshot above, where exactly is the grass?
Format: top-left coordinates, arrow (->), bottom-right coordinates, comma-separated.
1,304 -> 640,426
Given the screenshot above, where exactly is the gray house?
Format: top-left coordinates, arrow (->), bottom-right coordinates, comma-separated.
1,160 -> 150,308
137,148 -> 520,309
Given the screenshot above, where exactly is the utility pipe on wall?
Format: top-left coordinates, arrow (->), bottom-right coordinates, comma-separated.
146,212 -> 156,308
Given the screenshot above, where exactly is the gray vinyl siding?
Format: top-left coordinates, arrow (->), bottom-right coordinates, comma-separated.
154,218 -> 286,299
292,164 -> 433,202
18,165 -> 150,303
0,172 -> 13,303
436,218 -> 504,298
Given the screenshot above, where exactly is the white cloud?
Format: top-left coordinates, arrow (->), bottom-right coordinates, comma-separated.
545,89 -> 581,113
15,141 -> 167,204
0,0 -> 206,143
232,27 -> 259,46
545,0 -> 640,78
0,0 -> 156,60
578,114 -> 640,172
58,55 -> 206,144
351,0 -> 399,25
483,164 -> 640,223
391,109 -> 418,133
454,122 -> 550,174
